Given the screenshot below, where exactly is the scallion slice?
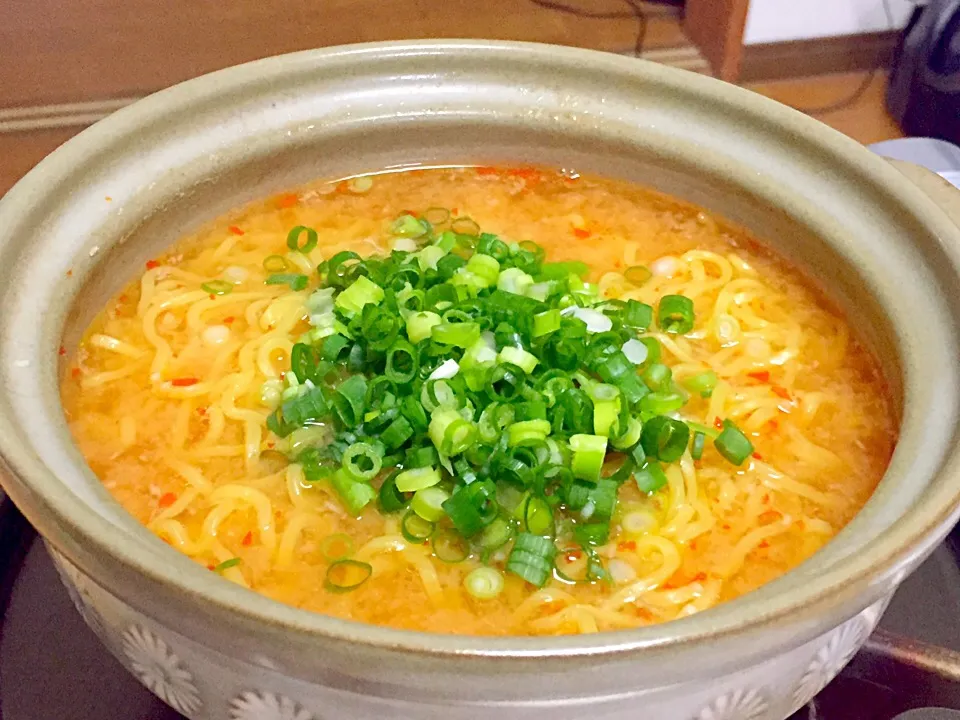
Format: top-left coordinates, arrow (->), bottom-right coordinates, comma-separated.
657,294 -> 695,334
287,225 -> 319,253
201,280 -> 234,295
464,567 -> 505,599
715,420 -> 754,466
324,559 -> 373,592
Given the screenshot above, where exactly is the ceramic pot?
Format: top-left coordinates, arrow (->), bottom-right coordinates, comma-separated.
1,41 -> 960,720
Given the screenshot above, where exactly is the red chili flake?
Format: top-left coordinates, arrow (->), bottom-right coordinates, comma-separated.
228,225 -> 245,236
58,345 -> 66,356
209,294 -> 216,300
564,550 -> 583,562
196,407 -> 207,416
171,377 -> 199,387
336,181 -> 350,194
714,416 -> 723,429
722,523 -> 731,530
241,531 -> 253,546
752,451 -> 764,460
617,540 -> 637,552
451,208 -> 459,216
771,385 -> 791,400
475,166 -> 500,176
145,260 -> 160,270
572,228 -> 592,239
690,540 -> 698,550
158,492 -> 178,508
266,441 -> 275,449
71,367 -> 81,379
400,209 -> 418,218
747,370 -> 770,383
762,493 -> 771,505
118,294 -> 128,303
222,316 -> 235,325
508,167 -> 540,180
207,564 -> 216,571
277,193 -> 299,208
65,269 -> 73,277
758,540 -> 770,549
693,572 -> 707,582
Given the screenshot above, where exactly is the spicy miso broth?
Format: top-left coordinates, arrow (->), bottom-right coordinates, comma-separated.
61,167 -> 896,635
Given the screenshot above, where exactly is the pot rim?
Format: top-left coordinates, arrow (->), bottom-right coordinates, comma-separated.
3,39 -> 960,661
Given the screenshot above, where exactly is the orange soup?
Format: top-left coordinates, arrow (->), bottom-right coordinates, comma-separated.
62,167 -> 896,635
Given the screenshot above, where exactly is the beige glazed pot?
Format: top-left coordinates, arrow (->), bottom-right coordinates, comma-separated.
2,41 -> 960,720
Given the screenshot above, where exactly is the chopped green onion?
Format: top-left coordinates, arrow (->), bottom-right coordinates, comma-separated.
569,433 -> 608,483
624,265 -> 652,286
612,416 -> 643,450
498,267 -> 535,296
287,225 -> 318,253
635,461 -> 668,493
465,253 -> 500,287
395,466 -> 442,492
378,471 -> 409,513
533,309 -> 562,337
442,480 -> 497,537
423,207 -> 451,226
623,300 -> 654,330
391,214 -> 428,238
431,529 -> 470,563
640,416 -> 690,463
429,409 -> 477,456
508,419 -> 551,447
411,486 -> 450,522
658,294 -> 695,334
324,559 -> 372,592
498,346 -> 539,374
506,532 -> 557,587
201,280 -> 233,295
640,391 -> 686,416
523,495 -> 555,536
452,217 -> 481,236
432,321 -> 481,348
642,363 -> 672,391
589,383 -> 621,438
464,567 -> 505,599
265,273 -> 308,291
330,469 -> 376,515
263,255 -> 289,273
715,420 -> 754,466
406,311 -> 442,344
691,431 -> 706,461
341,442 -> 383,481
400,510 -> 435,542
335,275 -> 384,317
683,370 -> 719,398
214,557 -> 241,572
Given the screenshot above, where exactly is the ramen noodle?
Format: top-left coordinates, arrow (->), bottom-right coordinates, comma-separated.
61,167 -> 896,635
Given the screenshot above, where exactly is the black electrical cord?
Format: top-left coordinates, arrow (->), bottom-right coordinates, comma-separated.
527,0 -> 678,57
788,0 -> 898,115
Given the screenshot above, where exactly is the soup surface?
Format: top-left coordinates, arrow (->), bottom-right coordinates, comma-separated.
62,167 -> 896,635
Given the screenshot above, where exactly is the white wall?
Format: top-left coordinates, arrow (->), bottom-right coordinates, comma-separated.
743,0 -> 918,44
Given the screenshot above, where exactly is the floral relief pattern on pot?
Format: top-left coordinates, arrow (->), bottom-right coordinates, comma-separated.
122,623 -> 203,716
693,687 -> 769,720
48,546 -> 107,639
230,690 -> 317,720
791,612 -> 870,707
41,543 -> 897,720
